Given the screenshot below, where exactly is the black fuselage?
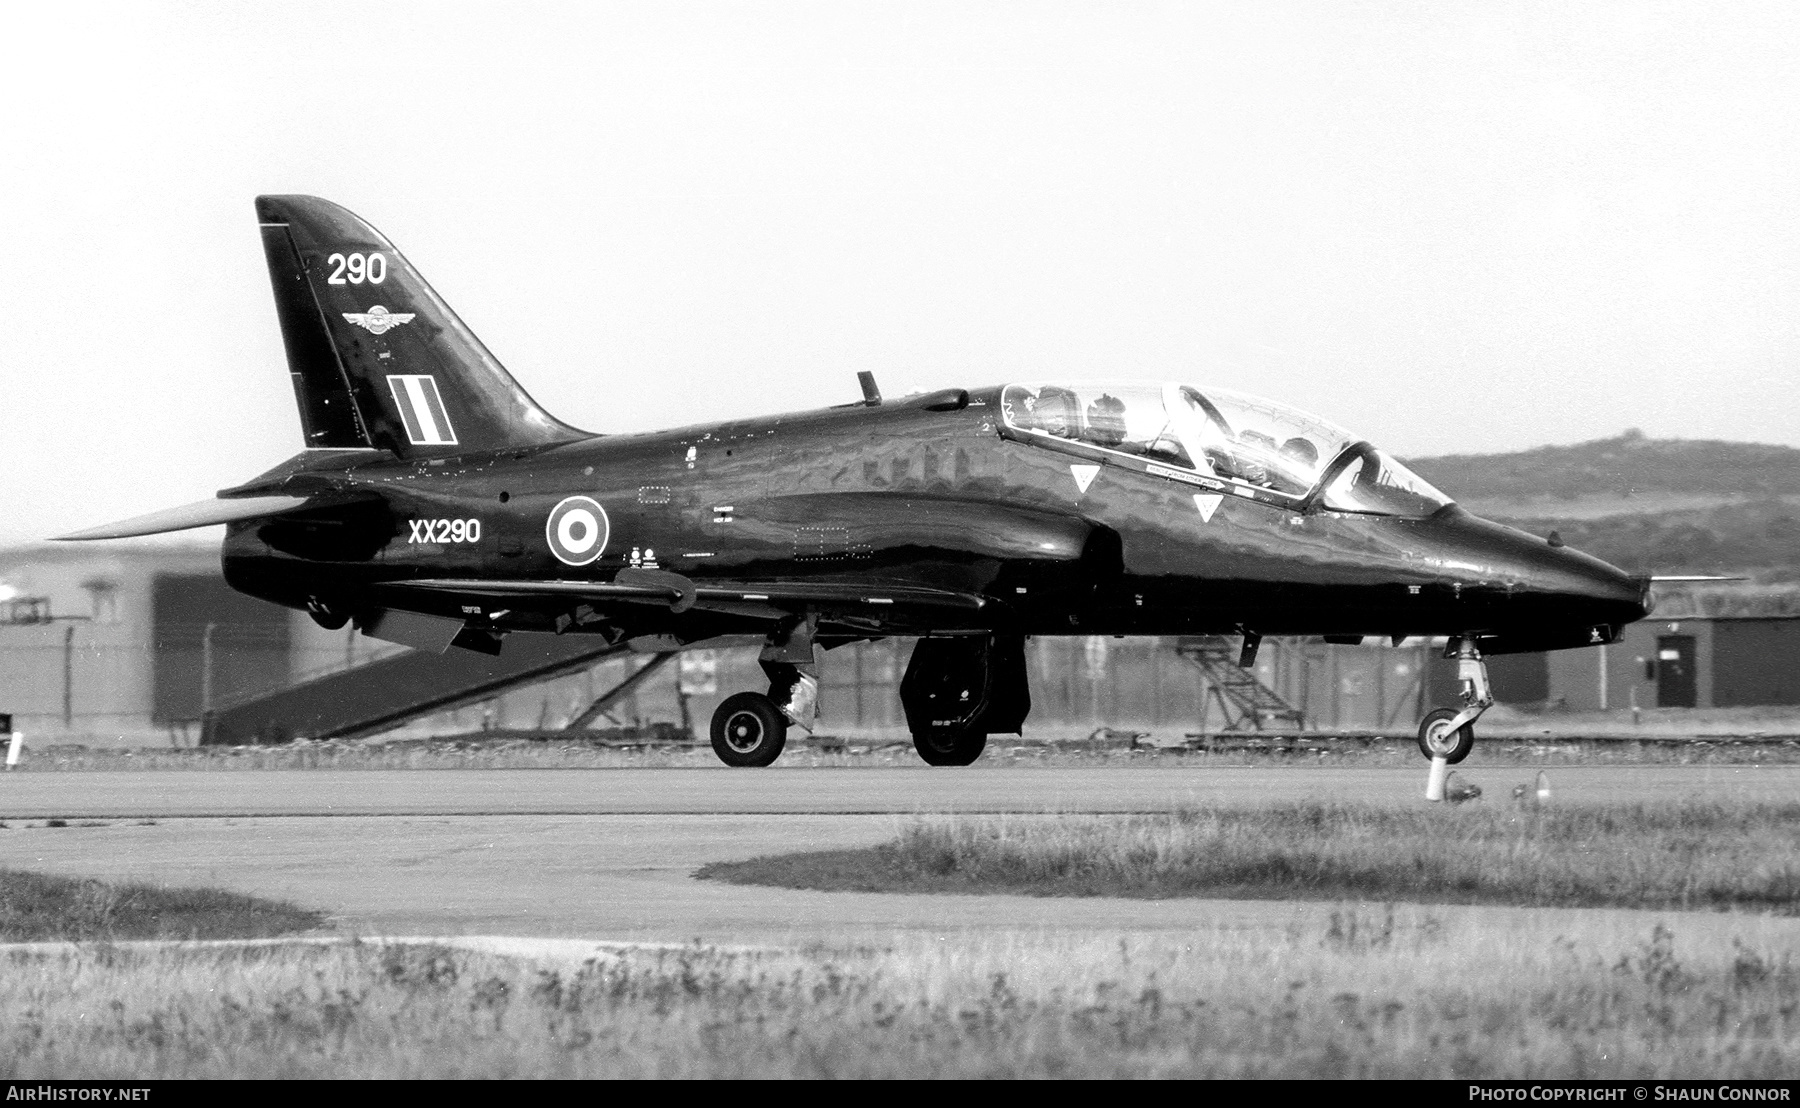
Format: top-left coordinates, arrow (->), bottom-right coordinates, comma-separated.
222,385 -> 1647,654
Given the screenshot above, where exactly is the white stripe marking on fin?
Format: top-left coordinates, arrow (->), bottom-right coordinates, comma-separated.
386,374 -> 458,445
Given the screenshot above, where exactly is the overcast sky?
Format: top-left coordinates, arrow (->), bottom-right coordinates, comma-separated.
1,1 -> 1795,545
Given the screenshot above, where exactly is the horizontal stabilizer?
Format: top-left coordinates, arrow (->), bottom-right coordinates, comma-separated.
54,495 -> 313,541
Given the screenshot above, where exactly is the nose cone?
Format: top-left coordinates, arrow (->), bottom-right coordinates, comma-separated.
1433,508 -> 1649,629
1545,548 -> 1650,627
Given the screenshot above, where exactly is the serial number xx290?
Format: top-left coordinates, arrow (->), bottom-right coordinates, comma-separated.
408,518 -> 482,544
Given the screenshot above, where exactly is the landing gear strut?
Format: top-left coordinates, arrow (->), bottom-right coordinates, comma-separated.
1416,637 -> 1491,764
707,616 -> 819,768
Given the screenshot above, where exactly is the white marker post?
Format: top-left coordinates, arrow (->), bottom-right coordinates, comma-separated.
5,730 -> 21,770
1535,770 -> 1550,805
1424,755 -> 1449,802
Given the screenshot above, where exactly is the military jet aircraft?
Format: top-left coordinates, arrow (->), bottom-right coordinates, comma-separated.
61,196 -> 1652,767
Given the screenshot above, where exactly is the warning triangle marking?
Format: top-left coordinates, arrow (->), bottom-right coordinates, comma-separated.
1070,465 -> 1099,495
1193,493 -> 1223,522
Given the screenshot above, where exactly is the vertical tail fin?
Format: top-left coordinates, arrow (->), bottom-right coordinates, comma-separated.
256,195 -> 586,457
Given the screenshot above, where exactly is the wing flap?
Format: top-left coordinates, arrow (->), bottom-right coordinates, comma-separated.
55,496 -> 315,541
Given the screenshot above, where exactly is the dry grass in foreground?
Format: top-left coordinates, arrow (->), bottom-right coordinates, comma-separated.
0,870 -> 328,942
698,801 -> 1800,912
4,918 -> 1798,1078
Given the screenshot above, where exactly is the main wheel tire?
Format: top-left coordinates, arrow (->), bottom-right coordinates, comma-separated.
711,692 -> 788,767
1416,707 -> 1475,764
912,728 -> 987,766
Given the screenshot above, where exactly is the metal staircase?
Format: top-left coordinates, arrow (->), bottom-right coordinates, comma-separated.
1173,635 -> 1306,734
201,635 -> 629,745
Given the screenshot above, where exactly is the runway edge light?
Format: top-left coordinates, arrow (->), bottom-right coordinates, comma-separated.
4,712 -> 20,770
1425,755 -> 1449,802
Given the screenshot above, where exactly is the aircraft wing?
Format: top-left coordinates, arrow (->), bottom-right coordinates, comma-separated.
54,495 -> 316,540
393,575 -> 989,616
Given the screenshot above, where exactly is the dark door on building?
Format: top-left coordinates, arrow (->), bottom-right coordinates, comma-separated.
1656,635 -> 1697,708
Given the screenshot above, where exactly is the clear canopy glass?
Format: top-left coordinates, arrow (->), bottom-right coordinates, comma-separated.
999,380 -> 1452,517
1317,449 -> 1451,517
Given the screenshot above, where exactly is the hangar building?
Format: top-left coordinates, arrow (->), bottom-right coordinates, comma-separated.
6,542 -> 1795,747
1546,614 -> 1800,711
0,543 -> 394,745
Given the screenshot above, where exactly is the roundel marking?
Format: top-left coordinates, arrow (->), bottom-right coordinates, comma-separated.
545,496 -> 610,566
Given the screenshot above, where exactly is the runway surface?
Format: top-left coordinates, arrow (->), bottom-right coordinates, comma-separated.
4,764 -> 1797,947
2,762 -> 1793,819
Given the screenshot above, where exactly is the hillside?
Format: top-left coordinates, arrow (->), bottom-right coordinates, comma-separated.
1405,431 -> 1800,585
1410,429 -> 1800,505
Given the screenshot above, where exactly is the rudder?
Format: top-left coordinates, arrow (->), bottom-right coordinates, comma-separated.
256,195 -> 586,457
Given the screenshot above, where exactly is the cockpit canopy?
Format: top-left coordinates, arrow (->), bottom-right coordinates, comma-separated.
999,381 -> 1451,518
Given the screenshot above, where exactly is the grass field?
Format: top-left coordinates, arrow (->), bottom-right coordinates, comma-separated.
7,803 -> 1800,1077
699,802 -> 1800,912
0,869 -> 327,942
5,915 -> 1797,1078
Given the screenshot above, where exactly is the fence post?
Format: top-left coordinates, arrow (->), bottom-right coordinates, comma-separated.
62,623 -> 75,730
200,621 -> 217,716
854,640 -> 865,728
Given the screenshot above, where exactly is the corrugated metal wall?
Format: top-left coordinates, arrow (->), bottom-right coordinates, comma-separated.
149,574 -> 292,724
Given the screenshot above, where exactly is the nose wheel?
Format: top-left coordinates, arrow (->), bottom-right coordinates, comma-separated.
1416,637 -> 1491,764
1416,708 -> 1474,764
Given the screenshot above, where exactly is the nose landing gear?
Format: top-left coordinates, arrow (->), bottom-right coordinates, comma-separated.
1416,637 -> 1491,765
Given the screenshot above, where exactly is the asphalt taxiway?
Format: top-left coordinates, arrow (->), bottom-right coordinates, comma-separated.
3,764 -> 1797,947
2,763 -> 1793,819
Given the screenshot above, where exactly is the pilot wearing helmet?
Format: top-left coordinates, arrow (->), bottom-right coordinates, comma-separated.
1030,386 -> 1079,439
1084,393 -> 1129,448
1237,430 -> 1278,486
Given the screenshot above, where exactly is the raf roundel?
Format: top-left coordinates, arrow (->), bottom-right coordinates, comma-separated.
545,496 -> 610,566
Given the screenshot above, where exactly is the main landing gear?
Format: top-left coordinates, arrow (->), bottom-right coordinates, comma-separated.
710,692 -> 788,768
708,617 -> 819,767
900,635 -> 1030,767
1416,637 -> 1492,765
706,623 -> 1034,769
